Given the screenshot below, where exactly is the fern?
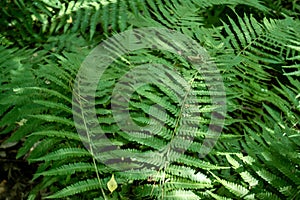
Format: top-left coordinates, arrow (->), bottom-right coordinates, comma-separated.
1,0 -> 300,199
46,178 -> 103,199
213,22 -> 300,197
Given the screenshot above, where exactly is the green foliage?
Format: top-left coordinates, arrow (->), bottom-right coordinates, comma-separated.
0,0 -> 299,199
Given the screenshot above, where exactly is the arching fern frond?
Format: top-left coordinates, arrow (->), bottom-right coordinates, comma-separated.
46,178 -> 103,199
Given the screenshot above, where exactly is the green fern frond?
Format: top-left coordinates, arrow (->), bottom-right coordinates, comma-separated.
256,191 -> 281,200
239,171 -> 258,188
166,165 -> 211,183
33,100 -> 73,113
30,114 -> 74,126
27,137 -> 62,160
29,130 -> 82,142
177,155 -> 229,170
35,162 -> 96,177
164,189 -> 200,200
19,87 -> 71,103
29,148 -> 91,162
164,178 -> 212,190
212,173 -> 250,198
46,178 -> 103,199
206,190 -> 233,200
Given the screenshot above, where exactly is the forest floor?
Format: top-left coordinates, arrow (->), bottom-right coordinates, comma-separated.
0,134 -> 37,200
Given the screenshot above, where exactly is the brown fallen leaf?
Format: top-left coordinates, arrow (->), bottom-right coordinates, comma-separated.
0,180 -> 7,194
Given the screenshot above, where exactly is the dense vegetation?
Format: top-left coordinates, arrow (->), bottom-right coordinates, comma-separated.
0,0 -> 299,199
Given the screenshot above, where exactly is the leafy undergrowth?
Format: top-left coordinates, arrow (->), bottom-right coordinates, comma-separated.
0,0 -> 299,199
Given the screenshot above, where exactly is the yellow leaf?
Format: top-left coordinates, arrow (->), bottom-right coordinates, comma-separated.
66,16 -> 72,24
16,118 -> 27,126
107,174 -> 117,193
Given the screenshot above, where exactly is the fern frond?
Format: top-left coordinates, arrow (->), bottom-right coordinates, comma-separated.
206,190 -> 233,200
29,114 -> 74,126
256,191 -> 281,200
35,162 -> 96,177
166,165 -> 211,183
177,155 -> 229,170
163,189 -> 200,200
164,178 -> 212,190
29,130 -> 82,142
46,178 -> 102,199
212,173 -> 250,198
29,148 -> 91,162
33,100 -> 73,113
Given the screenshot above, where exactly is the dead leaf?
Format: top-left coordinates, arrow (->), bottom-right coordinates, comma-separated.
107,174 -> 117,193
67,16 -> 72,24
0,180 -> 7,194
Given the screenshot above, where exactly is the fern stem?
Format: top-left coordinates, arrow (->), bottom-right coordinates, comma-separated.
164,70 -> 198,157
75,91 -> 107,200
92,156 -> 107,200
160,69 -> 198,198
